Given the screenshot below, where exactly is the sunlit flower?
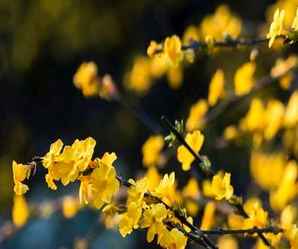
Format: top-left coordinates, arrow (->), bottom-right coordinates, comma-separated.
210,172 -> 234,200
82,152 -> 120,209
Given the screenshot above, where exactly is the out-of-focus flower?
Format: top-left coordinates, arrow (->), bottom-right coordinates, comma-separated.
163,35 -> 183,67
267,8 -> 285,48
142,135 -> 164,167
208,69 -> 225,106
62,196 -> 80,219
186,99 -> 208,131
200,201 -> 216,229
12,195 -> 29,228
177,130 -> 205,171
234,62 -> 255,96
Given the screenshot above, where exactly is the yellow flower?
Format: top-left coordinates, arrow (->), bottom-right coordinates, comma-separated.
73,62 -> 99,97
284,91 -> 298,128
81,152 -> 120,209
12,161 -> 31,195
292,8 -> 298,31
125,56 -> 152,94
200,201 -> 216,229
163,35 -> 183,67
186,99 -> 208,131
267,8 -> 285,48
119,201 -> 142,237
210,172 -> 234,200
200,5 -> 242,40
223,125 -> 238,141
12,195 -> 29,228
147,41 -> 162,57
183,25 -> 199,45
264,99 -> 285,140
141,203 -> 169,242
270,160 -> 297,210
119,177 -> 149,236
240,98 -> 265,132
167,66 -> 183,89
208,69 -> 225,106
62,196 -> 80,219
250,151 -> 286,191
182,177 -> 200,199
243,198 -> 268,228
177,130 -> 205,171
217,235 -> 238,249
271,56 -> 297,78
142,135 -> 164,167
145,167 -> 161,192
159,227 -> 187,249
281,205 -> 296,231
234,62 -> 256,96
153,172 -> 177,205
42,137 -> 96,190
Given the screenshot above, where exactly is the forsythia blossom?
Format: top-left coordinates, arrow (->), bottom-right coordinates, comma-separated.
177,130 -> 205,171
12,161 -> 32,195
210,172 -> 234,200
267,8 -> 285,48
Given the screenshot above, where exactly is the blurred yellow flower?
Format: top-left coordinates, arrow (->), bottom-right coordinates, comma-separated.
142,135 -> 164,167
73,62 -> 99,97
243,198 -> 268,228
291,8 -> 298,30
284,91 -> 298,128
147,41 -> 162,57
250,151 -> 286,190
208,69 -> 225,106
267,8 -> 285,48
164,35 -> 183,66
12,195 -> 29,228
264,99 -> 285,140
177,130 -> 205,171
223,125 -> 238,141
167,66 -> 183,89
186,99 -> 208,131
200,5 -> 242,40
217,235 -> 238,249
270,160 -> 297,210
62,196 -> 80,219
125,56 -> 152,94
211,172 -> 233,200
200,201 -> 216,229
234,62 -> 256,96
182,177 -> 200,199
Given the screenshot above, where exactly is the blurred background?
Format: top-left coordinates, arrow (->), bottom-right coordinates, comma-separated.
0,0 -> 282,248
